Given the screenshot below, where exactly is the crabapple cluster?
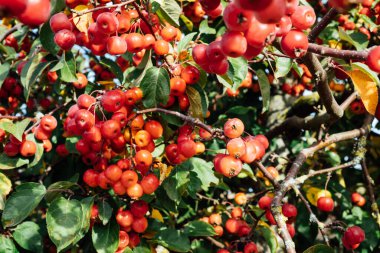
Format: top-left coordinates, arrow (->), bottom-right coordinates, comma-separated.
90,200 -> 149,250
258,195 -> 297,238
191,0 -> 316,76
213,118 -> 269,178
2,114 -> 57,158
50,6 -> 176,57
0,77 -> 23,115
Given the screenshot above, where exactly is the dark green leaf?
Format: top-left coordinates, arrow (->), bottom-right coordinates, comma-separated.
100,58 -> 124,83
338,27 -> 369,51
45,181 -> 78,203
0,118 -> 31,142
184,221 -> 216,237
73,196 -> 94,244
153,228 -> 191,252
140,67 -> 170,108
50,0 -> 66,14
92,219 -> 119,253
133,246 -> 151,253
46,197 -> 83,251
65,136 -> 80,154
303,244 -> 334,253
20,52 -> 50,99
2,183 -> 46,228
58,51 -> 77,83
256,226 -> 278,253
0,62 -> 10,89
125,50 -> 153,86
40,22 -> 60,54
13,221 -> 43,253
0,235 -> 18,253
0,154 -> 29,170
98,199 -> 113,225
257,69 -> 271,112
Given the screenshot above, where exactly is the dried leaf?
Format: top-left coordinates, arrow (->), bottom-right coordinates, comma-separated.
72,5 -> 94,34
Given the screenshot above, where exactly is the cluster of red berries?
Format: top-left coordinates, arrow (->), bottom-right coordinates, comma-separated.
217,242 -> 257,253
0,77 -> 23,115
90,200 -> 149,250
191,0 -> 316,76
258,195 -> 297,238
183,0 -> 222,23
2,114 -> 57,158
213,118 -> 269,178
199,213 -> 224,237
50,6 -> 178,57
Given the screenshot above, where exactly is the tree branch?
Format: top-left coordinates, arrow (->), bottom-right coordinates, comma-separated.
0,115 -> 37,122
308,8 -> 338,42
252,161 -> 280,188
308,43 -> 369,61
361,158 -> 380,228
71,0 -> 136,16
271,115 -> 373,253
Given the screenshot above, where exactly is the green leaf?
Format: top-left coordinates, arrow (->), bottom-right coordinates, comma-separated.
257,226 -> 278,253
72,196 -> 94,244
186,86 -> 204,120
0,118 -> 31,142
303,244 -> 334,253
359,14 -> 378,32
125,50 -> 153,85
292,62 -> 304,77
100,58 -> 124,83
177,32 -> 197,54
25,134 -> 44,168
275,56 -> 292,79
0,154 -> 29,170
58,51 -> 78,83
187,158 -> 219,191
20,52 -> 50,99
338,27 -> 369,50
199,20 -> 216,35
180,14 -> 193,31
45,181 -> 78,203
155,0 -> 181,27
257,69 -> 271,112
133,246 -> 151,253
140,67 -> 170,108
92,219 -> 120,253
228,57 -> 248,90
184,221 -> 216,237
13,221 -> 43,253
40,22 -> 60,54
65,136 -> 80,154
190,84 -> 208,118
98,199 -> 113,225
46,197 -> 83,252
153,228 -> 191,252
50,0 -> 66,14
0,62 -> 10,89
2,183 -> 46,228
0,235 -> 18,253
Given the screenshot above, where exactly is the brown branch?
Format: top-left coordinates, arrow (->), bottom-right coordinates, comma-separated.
307,43 -> 369,61
361,158 -> 380,228
295,161 -> 355,183
303,52 -> 344,119
271,116 -> 373,253
136,108 -> 224,138
0,115 -> 37,122
252,161 -> 279,188
206,236 -> 225,249
71,0 -> 136,16
132,2 -> 158,40
308,8 -> 338,42
266,91 -> 358,139
0,23 -> 23,43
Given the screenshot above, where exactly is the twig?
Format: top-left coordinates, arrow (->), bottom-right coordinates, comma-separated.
71,0 -> 136,16
361,158 -> 380,228
0,23 -> 23,42
308,8 -> 338,42
252,161 -> 279,188
271,115 -> 373,253
206,236 -> 225,248
308,43 -> 369,61
0,115 -> 37,122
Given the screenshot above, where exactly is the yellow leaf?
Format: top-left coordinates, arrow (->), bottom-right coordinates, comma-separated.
0,172 -> 12,197
72,5 -> 94,34
151,208 -> 164,222
349,68 -> 379,115
305,187 -> 331,207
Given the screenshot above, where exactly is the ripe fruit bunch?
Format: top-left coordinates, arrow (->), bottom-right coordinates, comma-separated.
0,0 -> 51,26
50,6 -> 178,57
258,195 -> 297,238
213,118 -> 269,178
0,77 -> 23,115
183,0 -> 223,23
342,226 -> 365,250
256,166 -> 279,186
199,213 -> 224,237
90,200 -> 149,250
192,0 -> 317,75
282,64 -> 314,96
163,65 -> 201,110
2,114 -> 57,158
